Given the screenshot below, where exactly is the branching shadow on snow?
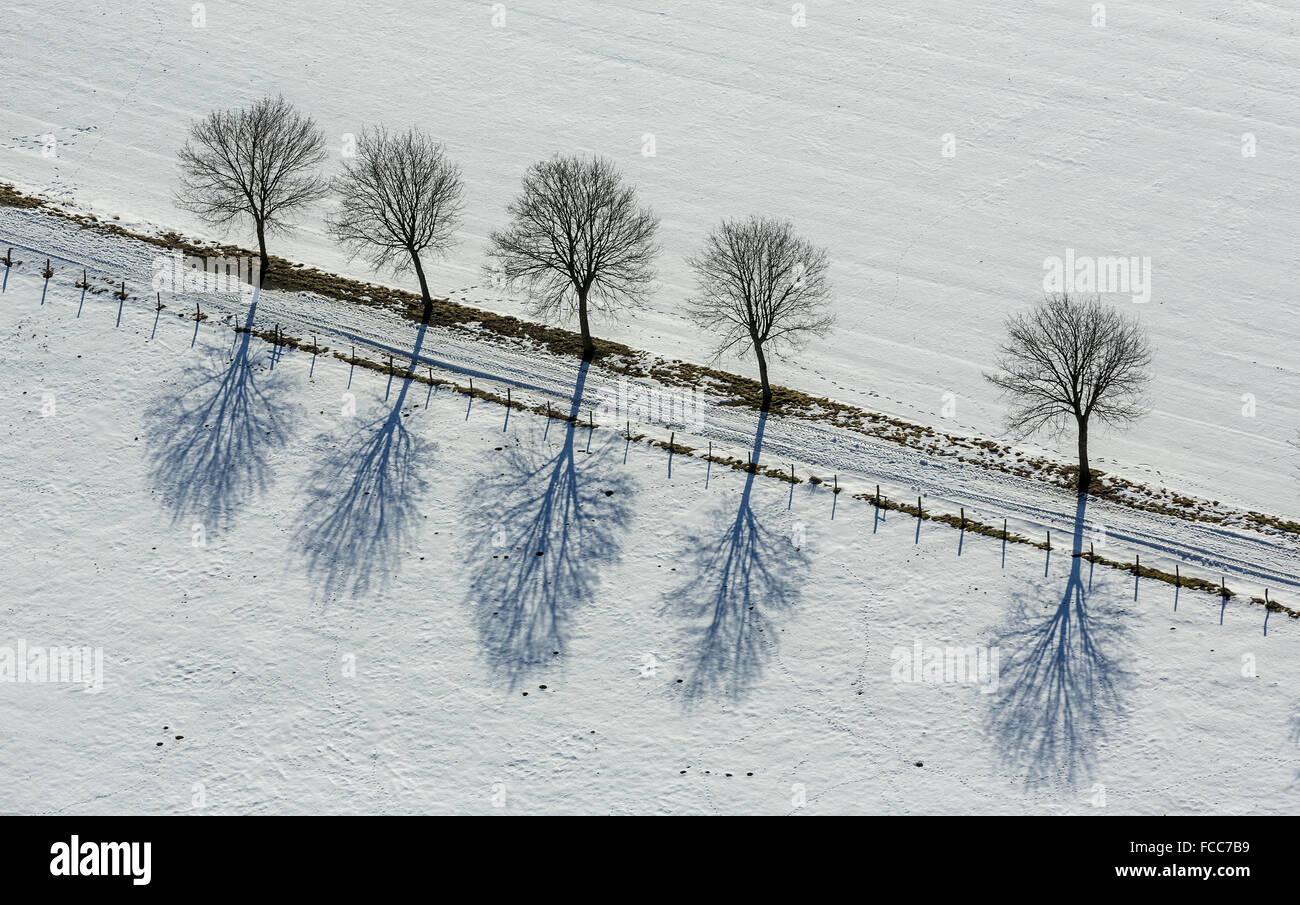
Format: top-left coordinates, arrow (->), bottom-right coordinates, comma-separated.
464,360 -> 634,690
145,292 -> 296,532
987,493 -> 1131,791
667,412 -> 809,703
294,319 -> 434,602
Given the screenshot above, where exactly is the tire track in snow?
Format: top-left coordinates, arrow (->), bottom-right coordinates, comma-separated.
3,210 -> 1297,599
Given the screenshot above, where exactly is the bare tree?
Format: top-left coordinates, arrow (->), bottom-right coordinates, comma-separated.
487,154 -> 659,361
176,95 -> 328,280
986,292 -> 1153,493
686,216 -> 833,412
327,127 -> 464,322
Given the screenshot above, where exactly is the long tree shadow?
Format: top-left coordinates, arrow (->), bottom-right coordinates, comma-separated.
145,290 -> 296,532
988,493 -> 1131,791
464,360 -> 635,690
667,413 -> 809,703
294,318 -> 435,601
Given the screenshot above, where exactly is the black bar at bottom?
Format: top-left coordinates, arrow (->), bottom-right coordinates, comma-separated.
0,815 -> 1280,892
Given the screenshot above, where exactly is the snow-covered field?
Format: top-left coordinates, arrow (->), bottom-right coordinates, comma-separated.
3,0 -> 1297,514
0,265 -> 1296,815
1,1 -> 1298,814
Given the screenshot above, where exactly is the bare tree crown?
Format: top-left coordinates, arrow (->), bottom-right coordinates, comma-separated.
486,154 -> 659,318
686,215 -> 833,359
176,95 -> 327,238
986,292 -> 1153,437
327,126 -> 465,275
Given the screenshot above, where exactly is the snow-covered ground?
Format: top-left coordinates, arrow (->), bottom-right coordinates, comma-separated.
2,0 -> 1297,516
1,266 -> 1297,814
5,205 -> 1297,605
1,0 -> 1298,814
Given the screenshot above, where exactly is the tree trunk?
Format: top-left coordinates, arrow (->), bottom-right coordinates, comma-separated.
255,219 -> 269,283
1076,415 -> 1091,493
755,340 -> 772,412
578,287 -> 595,362
411,251 -> 433,324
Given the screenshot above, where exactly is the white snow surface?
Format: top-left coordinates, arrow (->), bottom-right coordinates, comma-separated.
2,0 -> 1298,516
1,0 -> 1299,814
0,267 -> 1297,814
